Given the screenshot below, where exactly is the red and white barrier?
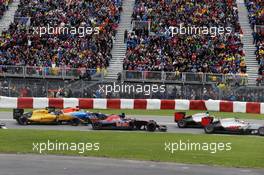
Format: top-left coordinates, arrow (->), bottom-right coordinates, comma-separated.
0,96 -> 263,114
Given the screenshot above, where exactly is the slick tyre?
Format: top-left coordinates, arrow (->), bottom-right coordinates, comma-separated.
18,116 -> 28,125
92,122 -> 102,130
147,121 -> 157,132
71,118 -> 81,126
177,120 -> 187,128
258,127 -> 264,136
204,124 -> 214,134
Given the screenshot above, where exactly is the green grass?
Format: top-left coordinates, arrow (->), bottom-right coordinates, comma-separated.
0,129 -> 263,168
1,108 -> 264,119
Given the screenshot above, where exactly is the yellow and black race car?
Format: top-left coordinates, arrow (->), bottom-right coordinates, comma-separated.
13,107 -> 83,126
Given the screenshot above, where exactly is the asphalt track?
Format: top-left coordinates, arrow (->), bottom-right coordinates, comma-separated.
0,154 -> 263,175
1,112 -> 264,134
1,112 -> 264,175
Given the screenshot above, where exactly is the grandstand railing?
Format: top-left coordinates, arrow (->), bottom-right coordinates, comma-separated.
254,25 -> 264,34
123,70 -> 248,85
0,65 -> 103,80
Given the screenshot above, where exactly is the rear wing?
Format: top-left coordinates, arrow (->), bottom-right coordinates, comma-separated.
174,112 -> 186,122
201,117 -> 214,127
13,109 -> 24,119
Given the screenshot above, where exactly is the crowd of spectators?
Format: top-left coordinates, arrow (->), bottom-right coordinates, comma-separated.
0,0 -> 122,72
124,0 -> 246,75
0,0 -> 10,18
246,0 -> 264,84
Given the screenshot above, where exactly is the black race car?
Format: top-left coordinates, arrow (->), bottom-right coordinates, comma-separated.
91,114 -> 167,132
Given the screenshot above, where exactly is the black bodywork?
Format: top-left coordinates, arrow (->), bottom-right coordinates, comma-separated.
91,115 -> 167,132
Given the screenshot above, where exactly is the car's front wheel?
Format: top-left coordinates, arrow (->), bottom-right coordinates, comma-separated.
204,124 -> 215,134
92,122 -> 102,130
258,127 -> 264,136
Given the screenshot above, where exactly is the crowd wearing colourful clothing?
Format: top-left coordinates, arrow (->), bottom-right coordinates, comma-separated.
124,0 -> 246,75
0,0 -> 122,71
0,0 -> 11,18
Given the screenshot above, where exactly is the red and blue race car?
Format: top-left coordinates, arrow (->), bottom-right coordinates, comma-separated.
91,114 -> 167,132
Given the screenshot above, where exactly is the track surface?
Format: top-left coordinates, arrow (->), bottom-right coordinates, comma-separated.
1,112 -> 264,175
1,112 -> 264,134
0,154 -> 263,175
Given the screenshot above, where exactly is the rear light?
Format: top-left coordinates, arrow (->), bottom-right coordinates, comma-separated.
174,112 -> 185,122
201,117 -> 213,127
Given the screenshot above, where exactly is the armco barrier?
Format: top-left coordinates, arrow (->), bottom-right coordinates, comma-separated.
0,96 -> 263,114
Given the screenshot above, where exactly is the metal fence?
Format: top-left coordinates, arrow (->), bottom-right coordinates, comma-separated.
122,70 -> 248,86
132,20 -> 151,31
254,25 -> 264,34
1,78 -> 264,102
0,65 -> 103,80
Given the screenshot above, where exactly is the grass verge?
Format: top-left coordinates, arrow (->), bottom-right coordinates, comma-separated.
0,129 -> 263,168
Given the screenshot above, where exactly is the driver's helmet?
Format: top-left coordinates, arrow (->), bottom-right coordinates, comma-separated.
120,113 -> 125,118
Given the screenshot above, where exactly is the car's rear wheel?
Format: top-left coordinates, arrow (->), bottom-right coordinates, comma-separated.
18,116 -> 28,125
135,124 -> 142,130
204,124 -> 214,134
147,121 -> 157,132
177,120 -> 187,128
128,121 -> 135,130
71,118 -> 81,126
258,127 -> 264,136
92,122 -> 102,130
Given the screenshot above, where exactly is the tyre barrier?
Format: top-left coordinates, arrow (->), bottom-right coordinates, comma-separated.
0,96 -> 263,114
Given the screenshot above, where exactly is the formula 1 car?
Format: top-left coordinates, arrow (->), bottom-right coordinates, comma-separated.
91,114 -> 167,132
13,107 -> 106,126
174,112 -> 216,128
202,117 -> 264,136
0,123 -> 7,129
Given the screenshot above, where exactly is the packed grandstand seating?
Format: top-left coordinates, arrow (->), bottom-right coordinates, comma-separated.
123,0 -> 246,75
0,0 -> 122,71
245,0 -> 264,79
0,0 -> 10,18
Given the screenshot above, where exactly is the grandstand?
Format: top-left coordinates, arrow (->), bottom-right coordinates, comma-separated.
245,0 -> 264,84
0,0 -> 263,100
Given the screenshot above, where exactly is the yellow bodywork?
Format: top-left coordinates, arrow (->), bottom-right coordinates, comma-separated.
29,109 -> 75,123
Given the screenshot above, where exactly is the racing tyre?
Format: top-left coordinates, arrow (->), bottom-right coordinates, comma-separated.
92,122 -> 102,130
18,116 -> 28,125
258,127 -> 264,136
135,124 -> 142,130
177,120 -> 187,128
129,121 -> 135,130
147,121 -> 157,132
204,124 -> 214,134
71,118 -> 81,126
